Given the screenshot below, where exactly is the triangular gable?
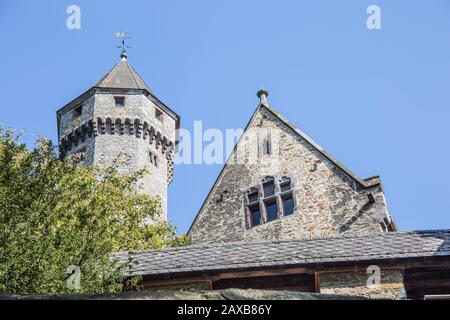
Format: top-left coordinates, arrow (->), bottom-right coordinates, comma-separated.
187,102 -> 381,235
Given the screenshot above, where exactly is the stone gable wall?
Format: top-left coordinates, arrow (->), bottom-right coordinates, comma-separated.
189,106 -> 391,243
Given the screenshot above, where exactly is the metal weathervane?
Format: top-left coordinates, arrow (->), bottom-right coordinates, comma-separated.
114,32 -> 132,59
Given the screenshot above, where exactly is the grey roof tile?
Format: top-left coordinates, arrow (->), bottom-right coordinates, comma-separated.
117,230 -> 450,277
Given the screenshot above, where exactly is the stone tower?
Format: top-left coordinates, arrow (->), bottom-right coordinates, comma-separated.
56,52 -> 180,220
189,90 -> 396,244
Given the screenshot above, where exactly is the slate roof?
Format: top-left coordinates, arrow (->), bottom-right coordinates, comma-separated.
117,230 -> 450,277
95,59 -> 154,93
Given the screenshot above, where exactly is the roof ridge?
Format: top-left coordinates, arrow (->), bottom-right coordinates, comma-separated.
95,61 -> 119,87
124,60 -> 144,90
261,104 -> 378,189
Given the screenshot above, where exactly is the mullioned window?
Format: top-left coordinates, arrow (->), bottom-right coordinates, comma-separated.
245,176 -> 295,228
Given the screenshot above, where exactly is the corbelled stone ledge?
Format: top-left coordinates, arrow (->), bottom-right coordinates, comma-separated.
59,117 -> 175,156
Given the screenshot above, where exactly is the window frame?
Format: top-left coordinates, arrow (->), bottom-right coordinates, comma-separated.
258,132 -> 272,158
114,96 -> 125,108
264,197 -> 279,222
72,105 -> 82,126
246,187 -> 259,205
279,176 -> 292,193
281,193 -> 295,216
262,133 -> 272,155
155,108 -> 164,122
262,176 -> 276,198
245,175 -> 296,228
249,204 -> 262,227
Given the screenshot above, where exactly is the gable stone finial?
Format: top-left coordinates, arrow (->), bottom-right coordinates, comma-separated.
257,88 -> 269,106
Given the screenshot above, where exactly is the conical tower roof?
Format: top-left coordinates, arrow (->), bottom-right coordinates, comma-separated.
95,58 -> 154,94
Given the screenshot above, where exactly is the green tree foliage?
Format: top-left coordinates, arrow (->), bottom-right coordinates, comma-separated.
0,126 -> 189,294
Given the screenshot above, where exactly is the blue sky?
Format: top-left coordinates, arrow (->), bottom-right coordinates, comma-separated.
1,0 -> 450,234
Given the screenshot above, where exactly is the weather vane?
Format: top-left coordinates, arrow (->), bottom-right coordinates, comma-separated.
114,32 -> 132,59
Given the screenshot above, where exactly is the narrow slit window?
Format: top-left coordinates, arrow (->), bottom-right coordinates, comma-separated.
262,135 -> 271,155
115,96 -> 125,107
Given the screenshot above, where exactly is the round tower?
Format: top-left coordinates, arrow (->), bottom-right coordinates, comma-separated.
56,53 -> 180,220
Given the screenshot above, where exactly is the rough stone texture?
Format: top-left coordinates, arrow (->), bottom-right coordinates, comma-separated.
59,95 -> 96,138
57,69 -> 178,219
319,270 -> 407,300
0,289 -> 368,300
189,105 -> 394,244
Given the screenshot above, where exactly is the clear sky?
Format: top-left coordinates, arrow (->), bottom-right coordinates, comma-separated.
1,0 -> 450,234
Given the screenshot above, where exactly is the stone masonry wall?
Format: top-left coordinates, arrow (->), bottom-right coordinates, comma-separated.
189,106 -> 392,243
92,134 -> 168,219
319,270 -> 407,299
58,95 -> 96,166
59,95 -> 96,138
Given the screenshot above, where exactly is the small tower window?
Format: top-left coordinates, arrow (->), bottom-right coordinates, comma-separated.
115,96 -> 125,107
72,106 -> 82,126
155,108 -> 164,122
257,133 -> 272,158
149,151 -> 158,167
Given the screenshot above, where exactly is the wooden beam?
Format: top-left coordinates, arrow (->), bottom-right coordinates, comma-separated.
211,267 -> 310,281
314,272 -> 320,293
